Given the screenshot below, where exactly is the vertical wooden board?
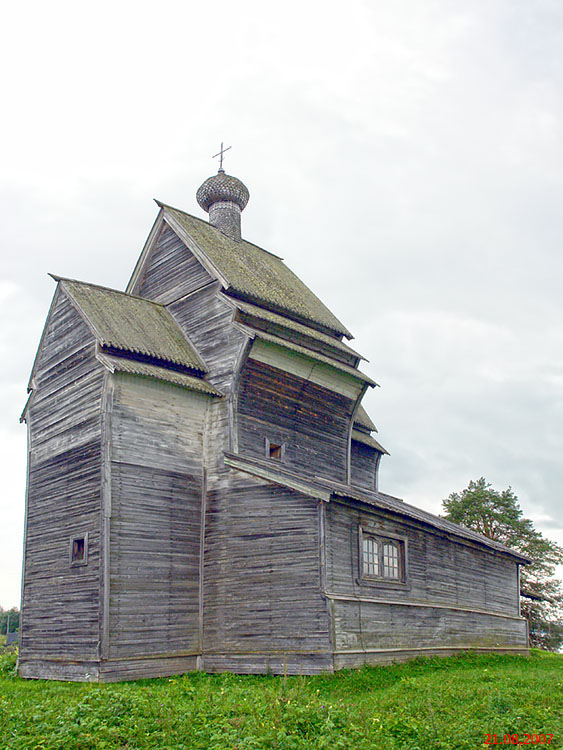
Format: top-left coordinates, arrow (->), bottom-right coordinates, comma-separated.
202,479 -> 331,666
168,283 -> 248,394
350,440 -> 376,490
137,224 -> 214,304
108,374 -> 208,659
237,359 -> 351,483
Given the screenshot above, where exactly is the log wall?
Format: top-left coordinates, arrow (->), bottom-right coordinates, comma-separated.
105,374 -> 209,676
19,292 -> 104,679
325,498 -> 528,665
237,359 -> 351,483
202,477 -> 332,674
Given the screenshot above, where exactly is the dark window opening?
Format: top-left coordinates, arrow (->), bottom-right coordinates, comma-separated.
70,533 -> 88,567
72,538 -> 85,562
269,443 -> 283,460
265,438 -> 285,461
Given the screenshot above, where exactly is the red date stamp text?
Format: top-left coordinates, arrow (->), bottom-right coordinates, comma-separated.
485,735 -> 554,746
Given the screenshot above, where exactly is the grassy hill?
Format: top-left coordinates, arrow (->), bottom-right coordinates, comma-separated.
0,649 -> 561,749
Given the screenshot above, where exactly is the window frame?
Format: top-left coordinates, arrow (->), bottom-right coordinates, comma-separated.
358,527 -> 408,586
69,532 -> 89,567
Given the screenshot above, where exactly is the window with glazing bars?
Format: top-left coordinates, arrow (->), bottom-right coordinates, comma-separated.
361,530 -> 403,581
383,542 -> 399,578
362,536 -> 379,576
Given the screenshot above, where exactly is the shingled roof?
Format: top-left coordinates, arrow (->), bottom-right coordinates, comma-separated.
351,429 -> 388,454
247,328 -> 377,386
58,277 -> 207,373
97,353 -> 222,396
161,204 -> 352,338
354,404 -> 377,433
229,297 -> 364,361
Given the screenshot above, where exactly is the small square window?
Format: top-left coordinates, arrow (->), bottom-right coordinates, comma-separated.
70,533 -> 89,567
265,438 -> 285,461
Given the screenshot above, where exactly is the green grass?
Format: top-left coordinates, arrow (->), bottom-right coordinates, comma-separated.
0,650 -> 561,749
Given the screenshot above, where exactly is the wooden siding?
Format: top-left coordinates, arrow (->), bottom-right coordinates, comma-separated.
236,310 -> 359,368
28,292 -> 105,462
20,442 -> 102,662
324,499 -> 527,660
202,478 -> 331,674
168,281 -> 247,395
237,359 -> 352,483
20,292 -> 104,677
350,440 -> 377,491
137,223 -> 214,304
248,338 -> 365,400
332,607 -> 528,670
107,373 -> 208,663
168,282 -> 248,483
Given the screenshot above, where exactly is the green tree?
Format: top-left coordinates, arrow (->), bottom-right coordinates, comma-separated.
0,607 -> 20,635
442,477 -> 563,651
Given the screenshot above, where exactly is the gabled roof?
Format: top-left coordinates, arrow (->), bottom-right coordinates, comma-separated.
159,204 -> 352,338
57,277 -> 206,373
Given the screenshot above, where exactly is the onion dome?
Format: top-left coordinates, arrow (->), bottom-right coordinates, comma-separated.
196,171 -> 250,213
196,170 -> 249,242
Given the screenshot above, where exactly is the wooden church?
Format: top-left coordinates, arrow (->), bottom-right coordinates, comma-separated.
18,162 -> 529,681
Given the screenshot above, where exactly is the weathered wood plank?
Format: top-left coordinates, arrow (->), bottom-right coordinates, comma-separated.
324,498 -> 527,655
20,291 -> 104,676
237,359 -> 352,483
107,374 -> 208,659
202,481 -> 331,670
350,439 -> 377,490
136,224 -> 214,304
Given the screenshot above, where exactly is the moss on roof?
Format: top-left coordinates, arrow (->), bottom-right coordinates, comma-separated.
98,354 -> 222,396
229,297 -> 364,360
60,278 -> 206,373
162,204 -> 352,338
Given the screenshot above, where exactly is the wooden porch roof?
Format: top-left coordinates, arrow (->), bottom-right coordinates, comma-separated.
56,277 -> 207,374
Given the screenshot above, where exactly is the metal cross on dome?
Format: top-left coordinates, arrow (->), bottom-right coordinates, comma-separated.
212,142 -> 232,171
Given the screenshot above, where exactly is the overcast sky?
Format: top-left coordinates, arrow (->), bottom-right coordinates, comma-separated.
1,0 -> 562,608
